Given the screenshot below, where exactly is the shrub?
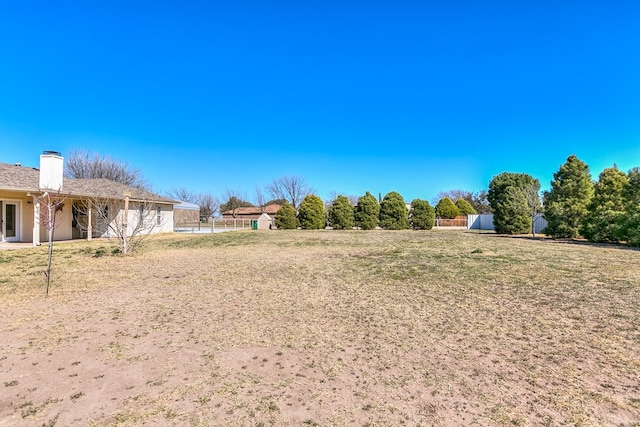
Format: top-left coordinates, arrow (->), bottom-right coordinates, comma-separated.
455,198 -> 477,215
328,195 -> 355,230
488,172 -> 538,234
409,199 -> 435,230
297,194 -> 326,229
379,191 -> 409,230
435,198 -> 459,219
354,191 -> 380,230
274,202 -> 298,229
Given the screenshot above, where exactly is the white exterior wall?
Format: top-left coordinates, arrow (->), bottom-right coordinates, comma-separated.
39,153 -> 64,191
115,202 -> 174,237
38,202 -> 73,242
468,214 -> 495,230
468,213 -> 548,234
532,213 -> 548,234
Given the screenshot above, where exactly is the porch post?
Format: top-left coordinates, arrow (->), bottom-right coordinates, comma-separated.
32,195 -> 41,246
87,206 -> 93,241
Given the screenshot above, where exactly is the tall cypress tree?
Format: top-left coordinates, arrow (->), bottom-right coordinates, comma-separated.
274,202 -> 298,229
581,165 -> 628,242
298,194 -> 326,229
355,191 -> 380,230
379,191 -> 409,230
543,155 -> 594,238
488,172 -> 538,234
409,199 -> 436,230
328,195 -> 355,230
619,167 -> 640,246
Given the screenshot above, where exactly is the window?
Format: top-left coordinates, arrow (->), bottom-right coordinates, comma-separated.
156,206 -> 162,225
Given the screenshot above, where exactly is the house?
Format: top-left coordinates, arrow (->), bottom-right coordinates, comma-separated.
221,204 -> 282,219
221,204 -> 281,230
0,151 -> 178,245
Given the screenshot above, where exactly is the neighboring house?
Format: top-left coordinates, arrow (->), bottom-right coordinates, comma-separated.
221,205 -> 280,230
221,204 -> 281,219
0,152 -> 178,245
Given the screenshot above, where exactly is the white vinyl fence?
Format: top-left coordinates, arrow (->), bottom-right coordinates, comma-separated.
467,213 -> 548,234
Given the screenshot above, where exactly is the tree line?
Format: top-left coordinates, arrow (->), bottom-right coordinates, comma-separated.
488,155 -> 640,246
65,149 -> 639,246
272,191 -> 483,231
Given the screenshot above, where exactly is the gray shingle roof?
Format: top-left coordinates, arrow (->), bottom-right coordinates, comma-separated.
0,162 -> 177,204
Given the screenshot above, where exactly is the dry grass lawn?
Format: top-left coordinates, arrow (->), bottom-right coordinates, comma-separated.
0,230 -> 639,426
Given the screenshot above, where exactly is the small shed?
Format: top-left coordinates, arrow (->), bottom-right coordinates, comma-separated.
255,212 -> 274,230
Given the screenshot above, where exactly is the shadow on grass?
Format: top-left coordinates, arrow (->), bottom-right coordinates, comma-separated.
478,231 -> 640,252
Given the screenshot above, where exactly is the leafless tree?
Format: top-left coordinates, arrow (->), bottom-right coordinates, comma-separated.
433,189 -> 472,206
435,189 -> 491,214
328,191 -> 358,207
197,192 -> 220,219
37,190 -> 69,296
471,190 -> 492,214
254,184 -> 267,211
79,196 -> 161,255
267,176 -> 314,209
65,149 -> 148,189
221,189 -> 251,218
166,187 -> 197,203
524,182 -> 543,236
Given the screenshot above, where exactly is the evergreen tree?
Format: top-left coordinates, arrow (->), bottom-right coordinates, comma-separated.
619,167 -> 640,246
581,165 -> 628,243
435,198 -> 460,219
328,195 -> 355,230
297,194 -> 326,229
488,172 -> 539,234
409,199 -> 435,230
355,191 -> 380,230
379,191 -> 409,229
544,155 -> 594,238
455,198 -> 477,215
274,202 -> 298,229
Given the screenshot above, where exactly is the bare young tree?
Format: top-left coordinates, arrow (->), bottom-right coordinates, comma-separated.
220,189 -> 252,218
80,196 -> 161,255
65,149 -> 148,190
166,187 -> 197,203
197,192 -> 220,219
524,182 -> 543,236
37,190 -> 68,296
266,176 -> 314,209
254,184 -> 267,211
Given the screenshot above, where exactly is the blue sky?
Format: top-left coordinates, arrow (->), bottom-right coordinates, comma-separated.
2,1 -> 639,204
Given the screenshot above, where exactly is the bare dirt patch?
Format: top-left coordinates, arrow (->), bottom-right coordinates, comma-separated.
1,230 -> 639,426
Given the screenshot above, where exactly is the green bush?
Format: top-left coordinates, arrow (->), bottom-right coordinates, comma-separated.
455,198 -> 477,215
409,199 -> 435,230
379,191 -> 409,230
274,202 -> 298,229
488,172 -> 538,235
354,191 -> 380,230
328,195 -> 355,230
298,194 -> 326,229
435,198 -> 460,219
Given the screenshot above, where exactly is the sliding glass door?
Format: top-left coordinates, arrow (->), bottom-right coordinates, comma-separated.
2,201 -> 20,242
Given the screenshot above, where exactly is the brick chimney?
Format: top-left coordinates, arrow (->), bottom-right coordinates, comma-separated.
39,151 -> 64,191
